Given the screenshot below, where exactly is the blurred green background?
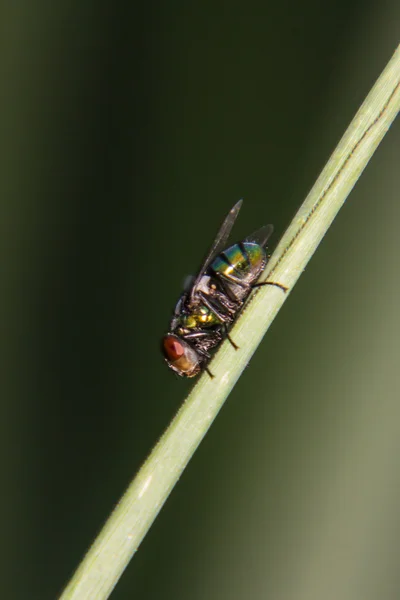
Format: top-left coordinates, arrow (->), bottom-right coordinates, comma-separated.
1,2 -> 400,599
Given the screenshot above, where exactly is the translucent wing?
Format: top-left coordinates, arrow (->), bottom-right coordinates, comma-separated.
190,199 -> 243,299
244,224 -> 274,247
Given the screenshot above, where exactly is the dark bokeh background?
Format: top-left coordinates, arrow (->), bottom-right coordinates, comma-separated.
1,3 -> 400,600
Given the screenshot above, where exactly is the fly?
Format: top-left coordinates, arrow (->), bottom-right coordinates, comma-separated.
162,200 -> 287,377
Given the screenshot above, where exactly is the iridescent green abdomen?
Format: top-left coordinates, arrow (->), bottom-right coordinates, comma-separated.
211,242 -> 266,281
209,242 -> 266,302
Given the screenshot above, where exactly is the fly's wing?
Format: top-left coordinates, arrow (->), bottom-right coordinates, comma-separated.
190,199 -> 243,299
244,224 -> 274,248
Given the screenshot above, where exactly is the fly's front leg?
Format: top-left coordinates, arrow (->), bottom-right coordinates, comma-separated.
205,366 -> 214,379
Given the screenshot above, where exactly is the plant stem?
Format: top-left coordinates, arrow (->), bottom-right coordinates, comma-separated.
60,44 -> 400,600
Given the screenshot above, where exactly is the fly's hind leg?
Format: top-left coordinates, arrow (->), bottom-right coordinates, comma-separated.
252,280 -> 288,293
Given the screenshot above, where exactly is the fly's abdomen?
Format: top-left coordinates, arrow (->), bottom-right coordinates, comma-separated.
210,242 -> 266,300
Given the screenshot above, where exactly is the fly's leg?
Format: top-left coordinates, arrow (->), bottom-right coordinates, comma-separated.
223,323 -> 239,350
183,335 -> 215,379
252,280 -> 288,293
197,348 -> 214,379
213,269 -> 249,288
183,331 -> 212,340
180,333 -> 215,378
205,366 -> 214,379
197,291 -> 236,321
196,292 -> 238,350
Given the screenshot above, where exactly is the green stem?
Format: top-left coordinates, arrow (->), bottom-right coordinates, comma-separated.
60,44 -> 400,600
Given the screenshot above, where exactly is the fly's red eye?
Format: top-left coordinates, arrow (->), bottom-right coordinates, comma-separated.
163,335 -> 184,361
162,334 -> 201,377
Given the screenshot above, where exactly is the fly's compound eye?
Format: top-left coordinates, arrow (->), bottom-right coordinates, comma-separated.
162,334 -> 202,377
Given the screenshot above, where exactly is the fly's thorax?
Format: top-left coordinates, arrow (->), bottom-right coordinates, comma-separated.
178,303 -> 221,329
